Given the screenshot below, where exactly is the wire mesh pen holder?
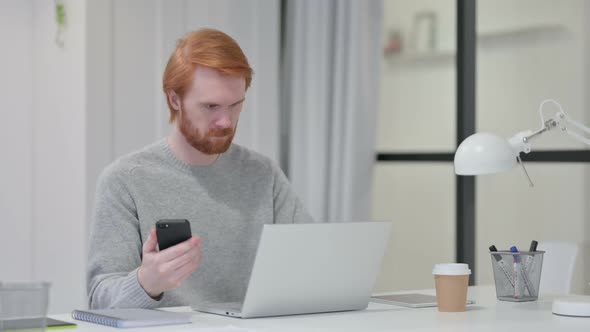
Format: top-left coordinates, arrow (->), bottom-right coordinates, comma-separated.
490,251 -> 544,302
0,282 -> 51,331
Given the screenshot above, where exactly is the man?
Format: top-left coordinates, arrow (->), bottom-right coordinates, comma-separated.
88,29 -> 313,309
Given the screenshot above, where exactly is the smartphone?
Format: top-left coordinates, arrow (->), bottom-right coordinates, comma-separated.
155,219 -> 192,251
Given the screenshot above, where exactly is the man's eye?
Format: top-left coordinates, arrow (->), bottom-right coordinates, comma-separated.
206,104 -> 219,110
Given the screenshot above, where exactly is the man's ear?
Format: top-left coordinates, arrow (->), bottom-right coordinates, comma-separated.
167,91 -> 181,111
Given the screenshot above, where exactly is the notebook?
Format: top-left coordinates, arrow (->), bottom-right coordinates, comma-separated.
71,308 -> 192,328
1,317 -> 76,330
371,293 -> 475,308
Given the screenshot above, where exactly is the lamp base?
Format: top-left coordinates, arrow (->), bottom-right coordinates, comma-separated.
552,296 -> 590,317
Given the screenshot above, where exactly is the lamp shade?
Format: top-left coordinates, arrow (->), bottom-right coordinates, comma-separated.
454,133 -> 517,175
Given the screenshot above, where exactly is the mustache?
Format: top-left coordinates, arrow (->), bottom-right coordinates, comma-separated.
208,128 -> 234,137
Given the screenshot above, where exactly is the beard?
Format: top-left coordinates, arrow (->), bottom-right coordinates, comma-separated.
179,112 -> 236,155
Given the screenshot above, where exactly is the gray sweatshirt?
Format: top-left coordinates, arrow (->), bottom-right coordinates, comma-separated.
87,139 -> 313,309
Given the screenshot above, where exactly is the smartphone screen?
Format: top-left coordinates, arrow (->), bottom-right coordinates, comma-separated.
155,219 -> 192,251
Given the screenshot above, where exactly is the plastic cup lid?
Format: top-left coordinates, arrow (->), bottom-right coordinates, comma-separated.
432,263 -> 471,275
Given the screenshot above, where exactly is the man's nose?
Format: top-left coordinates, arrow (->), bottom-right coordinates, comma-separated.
214,112 -> 231,128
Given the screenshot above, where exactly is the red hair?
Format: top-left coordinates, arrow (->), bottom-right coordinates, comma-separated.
163,29 -> 253,123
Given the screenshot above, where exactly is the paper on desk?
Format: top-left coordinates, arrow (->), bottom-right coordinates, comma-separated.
195,326 -> 260,332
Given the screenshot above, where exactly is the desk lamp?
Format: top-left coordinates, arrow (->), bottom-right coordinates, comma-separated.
453,99 -> 590,317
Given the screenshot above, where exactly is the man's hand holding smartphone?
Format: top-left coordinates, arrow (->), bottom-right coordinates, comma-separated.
137,221 -> 201,299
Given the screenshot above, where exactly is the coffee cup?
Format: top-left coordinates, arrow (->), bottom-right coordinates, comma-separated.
432,263 -> 471,312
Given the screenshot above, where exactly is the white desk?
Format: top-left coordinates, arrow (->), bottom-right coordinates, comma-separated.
51,286 -> 589,331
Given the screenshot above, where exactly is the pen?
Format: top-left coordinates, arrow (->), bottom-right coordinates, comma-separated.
524,240 -> 538,297
511,246 -> 535,298
529,240 -> 538,252
489,245 -> 515,288
524,240 -> 538,272
510,246 -> 521,298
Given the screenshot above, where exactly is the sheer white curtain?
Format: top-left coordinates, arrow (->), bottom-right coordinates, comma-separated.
283,0 -> 383,221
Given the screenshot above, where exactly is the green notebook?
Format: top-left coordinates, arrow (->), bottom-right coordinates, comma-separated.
1,317 -> 76,331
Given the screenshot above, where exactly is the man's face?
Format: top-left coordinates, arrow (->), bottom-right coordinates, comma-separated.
177,66 -> 246,154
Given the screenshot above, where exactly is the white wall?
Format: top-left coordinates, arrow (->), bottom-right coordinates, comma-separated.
0,0 -> 87,313
32,0 -> 87,314
1,0 -> 281,314
0,0 -> 35,282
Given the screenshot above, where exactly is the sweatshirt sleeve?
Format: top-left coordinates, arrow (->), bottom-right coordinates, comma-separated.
272,163 -> 315,224
87,165 -> 161,309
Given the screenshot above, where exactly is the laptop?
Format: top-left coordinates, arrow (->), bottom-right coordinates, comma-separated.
193,221 -> 392,318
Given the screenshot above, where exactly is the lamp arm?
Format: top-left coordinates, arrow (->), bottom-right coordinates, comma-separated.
511,100 -> 590,153
558,111 -> 590,146
506,100 -> 590,188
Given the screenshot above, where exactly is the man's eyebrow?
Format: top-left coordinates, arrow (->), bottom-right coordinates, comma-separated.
230,98 -> 246,106
198,98 -> 245,107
